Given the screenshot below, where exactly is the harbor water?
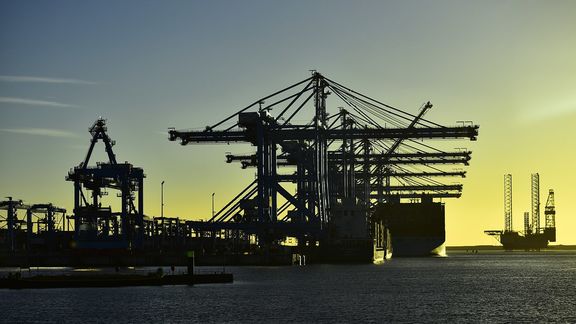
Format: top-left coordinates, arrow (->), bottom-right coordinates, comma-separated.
1,250 -> 575,323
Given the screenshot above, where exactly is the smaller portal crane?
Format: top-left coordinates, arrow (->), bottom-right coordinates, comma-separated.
66,118 -> 145,249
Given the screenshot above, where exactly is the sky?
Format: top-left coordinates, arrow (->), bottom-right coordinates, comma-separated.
1,0 -> 575,246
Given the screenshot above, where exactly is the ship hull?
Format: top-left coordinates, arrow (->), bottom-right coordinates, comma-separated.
375,200 -> 446,257
304,239 -> 375,264
391,237 -> 445,257
500,231 -> 550,251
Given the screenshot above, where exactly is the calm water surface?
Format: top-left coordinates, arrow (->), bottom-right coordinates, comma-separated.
1,251 -> 575,323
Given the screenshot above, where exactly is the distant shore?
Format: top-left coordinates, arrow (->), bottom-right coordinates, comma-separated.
446,245 -> 576,251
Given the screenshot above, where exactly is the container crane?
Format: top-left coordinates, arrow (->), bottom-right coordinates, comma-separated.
168,72 -> 479,250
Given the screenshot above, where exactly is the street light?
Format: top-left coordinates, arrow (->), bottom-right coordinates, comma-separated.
161,181 -> 165,218
212,192 -> 215,218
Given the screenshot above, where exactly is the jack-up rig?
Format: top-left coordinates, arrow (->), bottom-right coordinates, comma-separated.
485,173 -> 556,250
169,72 -> 479,261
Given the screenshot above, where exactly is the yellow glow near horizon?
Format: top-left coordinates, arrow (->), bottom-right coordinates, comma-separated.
1,1 -> 576,246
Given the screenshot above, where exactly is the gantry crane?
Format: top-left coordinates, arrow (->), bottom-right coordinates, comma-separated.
0,197 -> 28,251
66,118 -> 145,249
1,198 -> 68,251
26,203 -> 67,250
169,72 -> 478,247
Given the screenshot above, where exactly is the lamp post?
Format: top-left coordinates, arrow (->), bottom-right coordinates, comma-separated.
212,192 -> 215,218
161,181 -> 165,218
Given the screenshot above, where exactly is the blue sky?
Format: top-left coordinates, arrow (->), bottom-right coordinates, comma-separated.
1,1 -> 576,245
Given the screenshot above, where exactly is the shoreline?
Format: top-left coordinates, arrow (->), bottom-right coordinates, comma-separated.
446,244 -> 576,251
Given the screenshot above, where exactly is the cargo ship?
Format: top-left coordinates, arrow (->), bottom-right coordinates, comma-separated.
303,199 -> 375,264
374,198 -> 446,257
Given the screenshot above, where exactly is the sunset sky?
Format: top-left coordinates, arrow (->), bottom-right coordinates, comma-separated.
1,1 -> 575,245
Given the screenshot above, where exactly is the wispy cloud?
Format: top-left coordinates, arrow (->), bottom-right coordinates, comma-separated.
519,99 -> 576,123
155,130 -> 171,136
0,128 -> 78,138
0,96 -> 77,108
0,75 -> 96,85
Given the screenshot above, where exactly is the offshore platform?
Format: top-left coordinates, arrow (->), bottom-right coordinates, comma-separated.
1,72 -> 479,265
485,173 -> 557,250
